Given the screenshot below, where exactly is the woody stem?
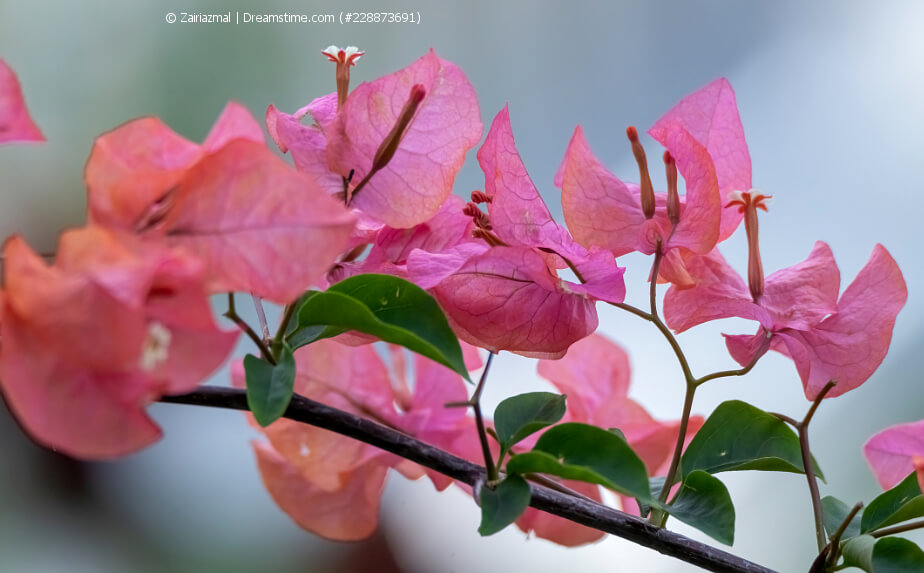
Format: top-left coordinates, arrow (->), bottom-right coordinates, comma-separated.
799,380 -> 837,553
471,352 -> 498,482
224,293 -> 275,365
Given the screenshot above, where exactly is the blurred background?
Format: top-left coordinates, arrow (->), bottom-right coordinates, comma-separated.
1,0 -> 922,571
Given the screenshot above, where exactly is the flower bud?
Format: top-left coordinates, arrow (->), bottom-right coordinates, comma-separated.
627,126 -> 655,219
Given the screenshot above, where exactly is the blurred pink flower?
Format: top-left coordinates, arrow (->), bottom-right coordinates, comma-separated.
0,59 -> 44,144
0,227 -> 238,458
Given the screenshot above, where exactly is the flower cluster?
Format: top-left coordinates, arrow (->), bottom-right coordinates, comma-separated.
0,48 -> 910,555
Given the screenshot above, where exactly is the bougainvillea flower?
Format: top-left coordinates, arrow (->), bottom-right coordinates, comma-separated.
511,333 -> 704,545
664,241 -> 907,400
864,420 -> 924,491
557,79 -> 754,286
240,339 -> 483,540
85,101 -> 264,229
407,106 -> 625,358
269,50 -> 482,229
136,139 -> 356,303
0,228 -> 238,458
0,60 -> 44,143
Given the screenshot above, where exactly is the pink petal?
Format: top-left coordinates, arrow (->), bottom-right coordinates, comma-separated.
778,244 -> 908,400
0,60 -> 43,143
651,123 -> 720,254
327,50 -> 482,228
649,78 -> 750,240
201,101 -> 265,152
760,241 -> 840,330
153,139 -> 355,303
663,248 -> 765,333
558,126 -> 646,255
406,242 -> 490,290
515,480 -> 605,546
359,195 -> 476,274
425,246 -> 598,358
254,441 -> 388,541
85,117 -> 201,228
0,327 -> 161,458
562,247 -> 626,305
864,420 -> 924,490
54,228 -> 238,393
86,103 -> 264,229
266,94 -> 344,196
0,237 -> 156,458
537,333 -> 632,421
408,354 -> 470,430
479,106 -> 571,250
723,329 -> 775,367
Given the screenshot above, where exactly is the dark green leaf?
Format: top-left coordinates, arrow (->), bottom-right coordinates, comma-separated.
244,344 -> 296,427
608,428 -> 627,442
664,471 -> 736,545
872,537 -> 924,573
505,423 -> 651,500
494,392 -> 566,449
681,400 -> 823,479
290,274 -> 469,381
842,535 -> 875,572
638,477 -> 667,519
478,475 -> 531,536
862,472 -> 924,533
823,496 -> 862,540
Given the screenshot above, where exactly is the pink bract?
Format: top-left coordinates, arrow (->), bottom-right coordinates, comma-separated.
0,60 -> 44,143
864,420 -> 924,491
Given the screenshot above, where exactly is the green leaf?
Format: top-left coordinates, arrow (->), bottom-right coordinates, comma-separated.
478,474 -> 532,536
638,477 -> 667,519
843,535 -> 875,572
289,274 -> 469,381
823,495 -> 862,540
681,400 -> 823,479
244,344 -> 296,427
505,423 -> 651,500
494,392 -> 567,449
862,472 -> 924,533
664,470 -> 736,546
872,537 -> 924,573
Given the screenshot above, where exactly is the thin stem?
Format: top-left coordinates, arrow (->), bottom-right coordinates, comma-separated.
799,380 -> 837,553
471,352 -> 497,482
770,412 -> 800,428
610,301 -> 652,321
224,293 -> 275,365
871,518 -> 924,538
826,501 -> 863,568
694,333 -> 772,387
274,301 -> 299,349
250,294 -> 271,341
653,379 -> 697,527
158,386 -> 776,573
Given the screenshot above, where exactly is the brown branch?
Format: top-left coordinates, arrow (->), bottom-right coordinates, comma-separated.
159,386 -> 776,573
